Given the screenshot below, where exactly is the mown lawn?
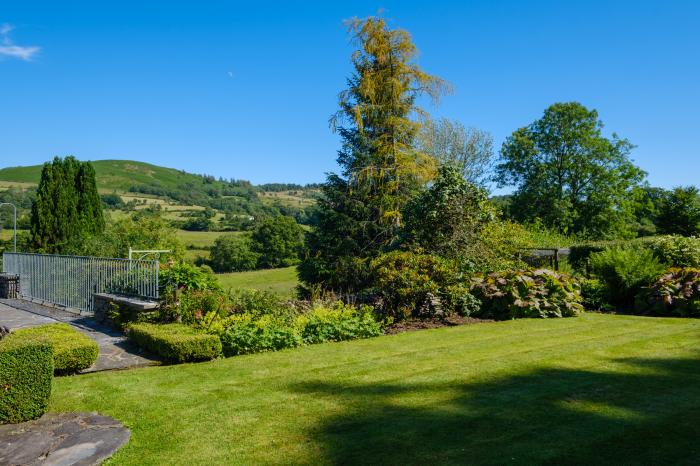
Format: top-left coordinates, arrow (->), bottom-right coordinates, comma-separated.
216,266 -> 298,296
50,314 -> 700,465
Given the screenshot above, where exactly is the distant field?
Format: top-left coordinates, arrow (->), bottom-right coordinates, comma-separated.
259,190 -> 318,208
0,180 -> 34,190
216,266 -> 298,296
0,229 -> 26,241
175,230 -> 246,249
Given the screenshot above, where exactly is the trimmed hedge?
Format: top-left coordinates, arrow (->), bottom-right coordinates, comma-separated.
5,323 -> 99,374
471,269 -> 583,319
128,323 -> 222,362
0,338 -> 53,424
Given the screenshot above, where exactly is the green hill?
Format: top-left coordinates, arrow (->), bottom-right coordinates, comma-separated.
0,159 -> 319,226
0,159 -> 225,192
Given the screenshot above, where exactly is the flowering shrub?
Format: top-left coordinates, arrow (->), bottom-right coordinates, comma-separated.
470,269 -> 583,319
635,268 -> 700,317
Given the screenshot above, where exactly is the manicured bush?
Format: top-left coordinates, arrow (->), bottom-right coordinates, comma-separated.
646,235 -> 700,268
0,338 -> 53,424
298,303 -> 383,345
635,268 -> 700,317
589,247 -> 666,308
4,323 -> 98,374
128,323 -> 222,362
470,269 -> 583,319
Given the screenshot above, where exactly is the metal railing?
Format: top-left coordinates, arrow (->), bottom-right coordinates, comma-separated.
1,252 -> 159,313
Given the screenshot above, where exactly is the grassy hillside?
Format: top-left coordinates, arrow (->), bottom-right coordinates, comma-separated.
50,314 -> 700,464
0,159 -> 220,192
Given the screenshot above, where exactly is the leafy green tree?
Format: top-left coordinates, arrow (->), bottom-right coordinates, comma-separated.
250,216 -> 304,268
629,185 -> 667,236
30,156 -> 105,253
300,16 -> 447,291
418,118 -> 494,186
209,235 -> 259,272
84,211 -> 182,259
657,186 -> 700,236
404,164 -> 493,265
495,102 -> 645,239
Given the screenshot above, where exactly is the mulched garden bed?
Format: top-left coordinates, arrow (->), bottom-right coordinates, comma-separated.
385,315 -> 492,334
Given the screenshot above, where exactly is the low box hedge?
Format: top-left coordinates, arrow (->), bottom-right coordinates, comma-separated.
128,323 -> 222,362
0,338 -> 54,424
5,323 -> 99,374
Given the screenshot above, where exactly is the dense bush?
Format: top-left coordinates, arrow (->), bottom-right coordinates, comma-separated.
579,278 -> 613,312
159,261 -> 220,294
371,250 -> 471,318
298,302 -> 383,344
212,300 -> 383,356
128,323 -> 222,362
0,338 -> 53,424
4,323 -> 98,374
589,247 -> 665,308
470,269 -> 583,319
209,235 -> 260,272
646,235 -> 700,268
635,268 -> 700,317
217,315 -> 302,356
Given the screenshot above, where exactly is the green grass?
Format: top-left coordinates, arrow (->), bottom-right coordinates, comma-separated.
0,229 -> 26,241
216,266 -> 298,296
175,230 -> 246,249
49,314 -> 700,465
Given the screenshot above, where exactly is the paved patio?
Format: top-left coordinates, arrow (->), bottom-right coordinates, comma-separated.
0,299 -> 159,372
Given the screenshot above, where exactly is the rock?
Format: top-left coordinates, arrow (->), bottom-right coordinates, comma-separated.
0,412 -> 130,466
0,325 -> 10,340
416,292 -> 445,318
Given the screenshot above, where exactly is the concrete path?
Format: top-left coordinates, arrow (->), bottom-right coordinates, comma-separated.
0,299 -> 158,372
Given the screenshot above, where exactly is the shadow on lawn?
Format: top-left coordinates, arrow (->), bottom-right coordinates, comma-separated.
293,353 -> 700,465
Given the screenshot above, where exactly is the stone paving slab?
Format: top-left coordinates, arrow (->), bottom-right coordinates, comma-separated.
0,299 -> 159,372
0,412 -> 130,466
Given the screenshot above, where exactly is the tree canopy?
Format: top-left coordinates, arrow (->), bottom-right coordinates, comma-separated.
417,118 -> 494,186
495,102 -> 645,239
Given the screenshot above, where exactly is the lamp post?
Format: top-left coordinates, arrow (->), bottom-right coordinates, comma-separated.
0,203 -> 17,253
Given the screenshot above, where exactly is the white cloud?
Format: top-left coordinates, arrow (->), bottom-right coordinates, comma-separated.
0,23 -> 40,61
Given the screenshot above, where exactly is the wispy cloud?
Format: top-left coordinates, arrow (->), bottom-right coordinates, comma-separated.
0,23 -> 40,61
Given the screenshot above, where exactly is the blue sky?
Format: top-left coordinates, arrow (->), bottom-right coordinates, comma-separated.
1,1 -> 698,190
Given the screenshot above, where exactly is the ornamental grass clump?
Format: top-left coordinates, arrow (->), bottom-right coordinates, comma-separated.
635,268 -> 700,317
470,269 -> 583,320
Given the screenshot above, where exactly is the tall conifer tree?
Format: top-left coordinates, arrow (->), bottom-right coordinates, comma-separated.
30,156 -> 104,253
299,16 -> 447,291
